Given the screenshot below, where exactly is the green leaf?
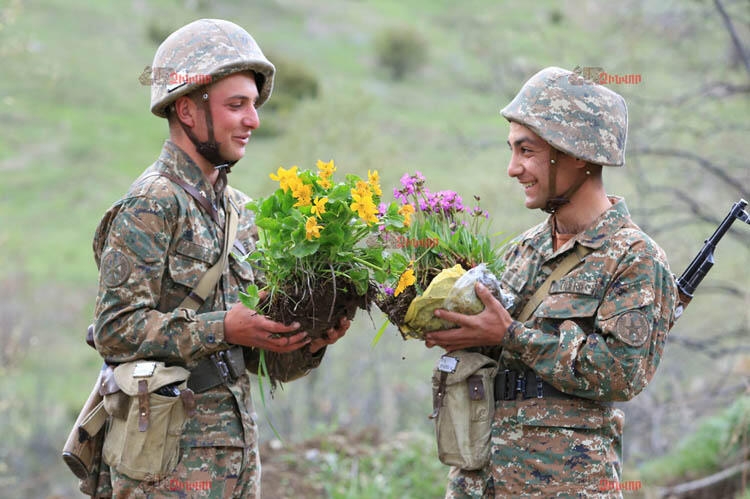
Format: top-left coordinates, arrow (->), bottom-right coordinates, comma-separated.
328,184 -> 351,202
239,284 -> 260,310
374,268 -> 388,283
290,239 -> 320,258
348,268 -> 370,295
257,218 -> 281,230
371,319 -> 390,346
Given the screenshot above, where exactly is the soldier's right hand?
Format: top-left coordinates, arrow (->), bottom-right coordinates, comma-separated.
224,303 -> 311,353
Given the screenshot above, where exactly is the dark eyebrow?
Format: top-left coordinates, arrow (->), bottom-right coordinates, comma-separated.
226,95 -> 251,102
507,136 -> 538,148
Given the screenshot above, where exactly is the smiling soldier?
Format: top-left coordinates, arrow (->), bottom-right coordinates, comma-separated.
426,67 -> 677,497
87,19 -> 350,498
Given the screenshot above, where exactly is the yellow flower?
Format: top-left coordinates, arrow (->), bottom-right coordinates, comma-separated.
311,197 -> 328,218
351,192 -> 379,224
269,165 -> 299,192
354,180 -> 372,198
305,216 -> 323,240
394,268 -> 416,297
316,159 -> 336,178
368,169 -> 382,196
317,177 -> 332,190
398,203 -> 415,227
292,182 -> 313,207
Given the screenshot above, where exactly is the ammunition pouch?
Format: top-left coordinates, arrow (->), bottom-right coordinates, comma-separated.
494,368 -> 573,401
102,361 -> 193,482
187,346 -> 245,393
430,350 -> 497,471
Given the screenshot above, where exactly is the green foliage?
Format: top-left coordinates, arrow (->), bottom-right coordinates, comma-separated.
374,26 -> 428,81
247,162 -> 405,302
316,432 -> 448,498
640,395 -> 750,485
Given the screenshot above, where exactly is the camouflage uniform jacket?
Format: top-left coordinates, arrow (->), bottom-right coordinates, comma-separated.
447,196 -> 677,496
92,140 -> 323,448
496,196 -> 676,404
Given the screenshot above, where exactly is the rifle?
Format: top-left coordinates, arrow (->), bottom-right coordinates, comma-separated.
675,198 -> 750,319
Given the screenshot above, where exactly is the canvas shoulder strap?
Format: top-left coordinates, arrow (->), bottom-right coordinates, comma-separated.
179,191 -> 239,311
517,244 -> 594,323
143,171 -> 239,311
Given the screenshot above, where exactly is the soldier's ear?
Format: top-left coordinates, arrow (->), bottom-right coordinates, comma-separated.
173,95 -> 196,128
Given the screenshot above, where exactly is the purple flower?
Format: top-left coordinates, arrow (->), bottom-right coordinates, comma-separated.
399,173 -> 416,195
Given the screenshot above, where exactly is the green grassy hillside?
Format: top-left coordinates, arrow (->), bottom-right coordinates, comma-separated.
1,0 -> 748,496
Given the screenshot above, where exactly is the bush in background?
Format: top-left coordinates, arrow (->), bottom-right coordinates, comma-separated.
374,26 -> 428,81
256,53 -> 320,137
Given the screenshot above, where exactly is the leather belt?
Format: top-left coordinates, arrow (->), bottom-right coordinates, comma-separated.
188,346 -> 246,393
494,369 -> 573,402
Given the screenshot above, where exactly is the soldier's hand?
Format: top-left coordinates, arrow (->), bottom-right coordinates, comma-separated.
224,303 -> 310,353
309,316 -> 351,353
424,282 -> 512,351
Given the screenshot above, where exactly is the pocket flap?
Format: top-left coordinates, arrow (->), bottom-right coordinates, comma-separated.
535,294 -> 600,319
175,239 -> 216,263
113,361 -> 190,396
435,350 -> 497,385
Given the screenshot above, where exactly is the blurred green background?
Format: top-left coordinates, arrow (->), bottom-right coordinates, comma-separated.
1,0 -> 748,497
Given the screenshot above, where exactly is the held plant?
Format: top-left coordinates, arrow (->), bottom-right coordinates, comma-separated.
241,160 -> 407,343
375,172 -> 510,339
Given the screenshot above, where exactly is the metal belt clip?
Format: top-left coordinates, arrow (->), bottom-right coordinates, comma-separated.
515,372 -> 526,399
210,351 -> 231,383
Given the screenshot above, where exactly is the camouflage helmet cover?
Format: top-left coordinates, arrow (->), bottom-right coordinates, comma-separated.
150,18 -> 275,118
500,66 -> 628,166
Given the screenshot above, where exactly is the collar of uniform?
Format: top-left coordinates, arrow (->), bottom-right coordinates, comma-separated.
157,140 -> 225,207
574,196 -> 631,249
523,196 -> 631,257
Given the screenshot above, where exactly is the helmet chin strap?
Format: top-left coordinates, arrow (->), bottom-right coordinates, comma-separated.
178,92 -> 237,174
542,148 -> 591,214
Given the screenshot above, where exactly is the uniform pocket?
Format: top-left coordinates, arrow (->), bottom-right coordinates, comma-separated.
168,239 -> 218,289
535,293 -> 600,320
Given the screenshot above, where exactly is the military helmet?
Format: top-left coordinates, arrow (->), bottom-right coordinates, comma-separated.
500,66 -> 627,166
150,19 -> 275,118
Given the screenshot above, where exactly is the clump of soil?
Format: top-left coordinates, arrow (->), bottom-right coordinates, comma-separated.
374,286 -> 417,340
253,276 -> 374,385
374,267 -> 441,340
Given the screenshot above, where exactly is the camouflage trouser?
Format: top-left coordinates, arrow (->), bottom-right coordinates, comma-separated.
109,445 -> 259,498
445,402 -> 625,498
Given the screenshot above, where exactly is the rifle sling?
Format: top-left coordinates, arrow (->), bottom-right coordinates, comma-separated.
517,244 -> 593,323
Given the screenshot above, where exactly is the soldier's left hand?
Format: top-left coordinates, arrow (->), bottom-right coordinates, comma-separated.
425,282 -> 513,351
309,316 -> 351,353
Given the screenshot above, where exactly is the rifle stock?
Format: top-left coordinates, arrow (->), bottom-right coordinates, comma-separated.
675,199 -> 750,319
